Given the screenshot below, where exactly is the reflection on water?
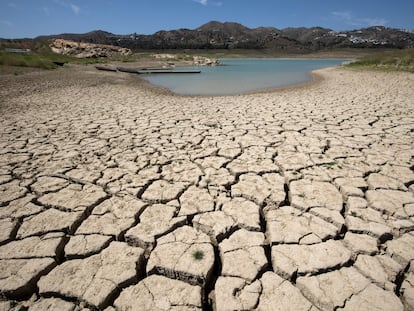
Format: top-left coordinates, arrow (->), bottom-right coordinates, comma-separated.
141,59 -> 348,96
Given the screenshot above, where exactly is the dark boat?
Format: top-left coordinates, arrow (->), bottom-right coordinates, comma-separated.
95,65 -> 117,72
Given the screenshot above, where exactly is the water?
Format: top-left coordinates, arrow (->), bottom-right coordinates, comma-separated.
141,58 -> 348,96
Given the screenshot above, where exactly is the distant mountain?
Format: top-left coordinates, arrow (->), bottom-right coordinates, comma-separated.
2,22 -> 414,52
35,30 -> 114,44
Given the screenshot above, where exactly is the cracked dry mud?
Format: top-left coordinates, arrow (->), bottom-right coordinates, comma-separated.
0,66 -> 413,311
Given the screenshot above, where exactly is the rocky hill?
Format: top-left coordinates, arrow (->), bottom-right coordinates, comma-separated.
3,21 -> 414,52
49,39 -> 132,58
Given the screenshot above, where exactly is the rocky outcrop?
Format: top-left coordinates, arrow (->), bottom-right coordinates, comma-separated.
49,39 -> 132,58
193,56 -> 221,66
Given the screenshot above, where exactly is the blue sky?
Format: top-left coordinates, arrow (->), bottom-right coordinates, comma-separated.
1,0 -> 413,38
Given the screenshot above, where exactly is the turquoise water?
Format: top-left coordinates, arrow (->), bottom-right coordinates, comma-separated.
141,59 -> 347,96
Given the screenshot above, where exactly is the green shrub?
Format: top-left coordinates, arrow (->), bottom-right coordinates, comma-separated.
192,250 -> 204,260
346,49 -> 414,73
0,51 -> 60,69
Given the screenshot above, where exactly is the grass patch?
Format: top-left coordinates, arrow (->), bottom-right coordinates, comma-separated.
0,50 -> 114,69
192,250 -> 204,261
0,51 -> 59,69
345,49 -> 414,73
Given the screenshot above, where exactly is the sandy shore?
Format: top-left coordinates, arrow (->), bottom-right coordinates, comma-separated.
0,65 -> 413,310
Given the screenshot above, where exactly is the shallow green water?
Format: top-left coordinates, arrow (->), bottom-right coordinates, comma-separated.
141,58 -> 348,96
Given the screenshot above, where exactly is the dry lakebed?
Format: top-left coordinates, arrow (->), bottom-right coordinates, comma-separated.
0,64 -> 413,310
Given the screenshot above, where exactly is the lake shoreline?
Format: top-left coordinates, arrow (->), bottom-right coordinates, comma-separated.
140,59 -> 347,96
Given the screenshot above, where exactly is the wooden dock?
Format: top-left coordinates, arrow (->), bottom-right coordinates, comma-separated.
137,70 -> 201,74
97,66 -> 201,75
116,67 -> 139,73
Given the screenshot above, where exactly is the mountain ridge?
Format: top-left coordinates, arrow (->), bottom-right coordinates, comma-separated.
3,21 -> 414,51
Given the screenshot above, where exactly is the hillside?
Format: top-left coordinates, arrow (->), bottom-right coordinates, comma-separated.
2,21 -> 414,52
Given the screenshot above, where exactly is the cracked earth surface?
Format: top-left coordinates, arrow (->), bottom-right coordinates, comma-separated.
0,67 -> 413,310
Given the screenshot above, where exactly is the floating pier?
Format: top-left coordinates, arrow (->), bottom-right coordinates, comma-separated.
116,67 -> 139,73
137,70 -> 201,74
97,66 -> 201,74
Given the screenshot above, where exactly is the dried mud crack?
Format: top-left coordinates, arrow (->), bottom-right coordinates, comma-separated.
0,66 -> 413,310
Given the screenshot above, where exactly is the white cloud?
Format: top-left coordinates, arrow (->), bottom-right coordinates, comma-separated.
193,0 -> 208,5
331,11 -> 387,27
70,3 -> 80,14
192,0 -> 222,7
